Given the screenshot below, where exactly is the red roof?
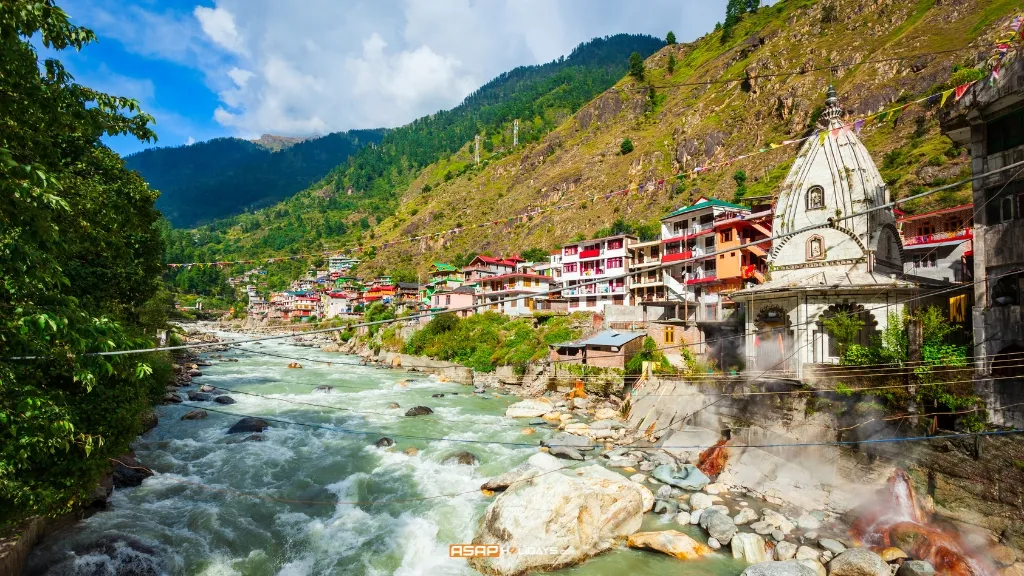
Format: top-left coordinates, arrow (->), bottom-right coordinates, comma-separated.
470,255 -> 521,267
897,204 -> 973,223
481,272 -> 554,282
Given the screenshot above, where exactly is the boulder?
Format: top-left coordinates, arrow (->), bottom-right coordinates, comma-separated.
111,452 -> 153,488
710,505 -> 731,516
187,392 -> 212,402
989,544 -> 1017,567
676,511 -> 691,525
799,559 -> 828,576
828,549 -> 890,576
549,446 -> 585,461
375,437 -> 395,448
776,541 -> 798,561
751,521 -> 773,535
627,530 -> 713,560
595,407 -> 619,420
468,467 -> 652,575
441,451 -> 479,466
227,417 -> 269,434
654,499 -> 678,515
542,432 -> 596,451
651,464 -> 710,490
213,396 -> 236,405
188,369 -> 202,377
709,537 -> 722,550
607,457 -> 638,468
630,474 -> 647,483
705,482 -> 728,495
699,510 -> 737,545
404,447 -> 419,456
199,385 -> 216,393
689,509 -> 702,525
432,393 -> 445,398
819,539 -> 846,555
897,561 -> 936,576
690,492 -> 714,510
162,393 -> 182,404
735,507 -> 759,525
732,532 -> 770,564
482,452 -> 564,491
879,548 -> 907,562
741,560 -> 820,576
505,397 -> 554,418
180,409 -> 208,421
405,406 -> 434,417
140,411 -> 158,433
762,509 -> 795,534
386,402 -> 400,409
313,385 -> 333,393
796,546 -> 821,561
797,513 -> 823,530
242,433 -> 264,442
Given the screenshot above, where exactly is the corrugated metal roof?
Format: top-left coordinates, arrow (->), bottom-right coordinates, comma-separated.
583,330 -> 646,347
662,198 -> 746,220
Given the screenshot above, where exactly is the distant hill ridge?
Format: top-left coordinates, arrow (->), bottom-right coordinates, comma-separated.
250,134 -> 311,152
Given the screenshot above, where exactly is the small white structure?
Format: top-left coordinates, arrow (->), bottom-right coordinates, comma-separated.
734,86 -> 934,375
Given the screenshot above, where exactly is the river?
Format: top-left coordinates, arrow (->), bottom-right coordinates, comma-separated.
28,337 -> 746,576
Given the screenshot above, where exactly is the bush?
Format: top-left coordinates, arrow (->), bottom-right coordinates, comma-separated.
620,138 -> 634,155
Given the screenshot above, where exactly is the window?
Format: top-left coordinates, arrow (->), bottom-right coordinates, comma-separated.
651,246 -> 660,258
664,326 -> 675,344
986,107 -> 1024,155
705,237 -> 714,248
806,185 -> 825,210
569,299 -> 579,309
607,239 -> 623,250
722,229 -> 733,242
564,246 -> 578,256
613,295 -> 624,305
563,263 -> 578,273
607,257 -> 623,269
945,218 -> 963,233
918,222 -> 934,236
807,235 -> 825,261
1002,197 -> 1014,223
445,295 -> 451,305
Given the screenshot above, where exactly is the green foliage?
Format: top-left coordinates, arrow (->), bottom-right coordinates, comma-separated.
821,2 -> 838,23
1,0 -> 166,527
732,170 -> 748,203
620,138 -> 635,155
947,66 -> 984,89
363,301 -> 395,336
722,0 -> 754,41
666,31 -> 677,45
520,247 -> 551,262
667,53 -> 677,75
628,51 -> 645,81
593,218 -> 659,241
822,312 -> 864,359
625,337 -> 673,374
391,268 -> 418,284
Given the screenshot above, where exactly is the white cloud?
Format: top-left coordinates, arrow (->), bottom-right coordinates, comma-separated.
186,136 -> 196,145
194,6 -> 248,56
227,67 -> 254,88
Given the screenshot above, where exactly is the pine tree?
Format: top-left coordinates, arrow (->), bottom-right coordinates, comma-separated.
667,53 -> 676,75
722,0 -> 748,41
628,52 -> 645,81
666,31 -> 676,45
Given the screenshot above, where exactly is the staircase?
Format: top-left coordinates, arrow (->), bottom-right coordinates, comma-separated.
664,274 -> 695,303
751,222 -> 772,237
747,243 -> 768,258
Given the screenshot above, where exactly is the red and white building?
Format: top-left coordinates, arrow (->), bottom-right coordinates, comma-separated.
896,204 -> 974,283
461,255 -> 525,283
477,272 -> 557,316
560,234 -> 634,312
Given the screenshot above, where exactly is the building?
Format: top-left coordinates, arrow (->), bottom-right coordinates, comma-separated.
548,330 -> 646,370
461,255 -> 524,283
428,285 -> 477,319
531,251 -> 564,282
560,234 -> 635,312
328,255 -> 360,272
896,204 -> 974,283
428,262 -> 461,282
323,292 -> 353,318
476,272 -> 556,316
942,61 -> 1024,427
734,85 -> 938,376
629,239 -> 664,304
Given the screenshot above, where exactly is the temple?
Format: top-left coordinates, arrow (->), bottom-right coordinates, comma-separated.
734,86 -> 944,376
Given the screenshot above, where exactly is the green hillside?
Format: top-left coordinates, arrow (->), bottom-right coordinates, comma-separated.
126,129 -> 385,227
163,33 -> 665,264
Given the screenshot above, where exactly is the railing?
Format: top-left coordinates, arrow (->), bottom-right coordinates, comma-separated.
903,228 -> 973,246
579,248 -> 602,259
692,222 -> 713,234
662,250 -> 692,263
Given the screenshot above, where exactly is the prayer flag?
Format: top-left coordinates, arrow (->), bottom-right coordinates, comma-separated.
854,118 -> 865,134
954,82 -> 971,102
769,143 -> 782,149
818,131 -> 826,146
940,89 -> 954,107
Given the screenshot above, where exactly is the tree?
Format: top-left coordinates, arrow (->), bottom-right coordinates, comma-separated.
620,138 -> 635,155
1,0 -> 166,525
628,51 -> 645,81
732,170 -> 748,203
822,312 -> 864,359
722,0 -> 749,41
520,247 -> 550,262
665,31 -> 677,45
667,53 -> 677,75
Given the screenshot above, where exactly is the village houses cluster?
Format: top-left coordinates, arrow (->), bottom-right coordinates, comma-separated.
240,89 -> 981,376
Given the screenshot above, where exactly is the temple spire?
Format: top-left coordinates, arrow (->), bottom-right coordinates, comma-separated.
820,84 -> 843,128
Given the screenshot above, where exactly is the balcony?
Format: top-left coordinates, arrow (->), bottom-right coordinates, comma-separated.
903,228 -> 973,247
662,250 -> 693,264
687,275 -> 718,285
581,268 -> 606,277
579,248 -> 602,259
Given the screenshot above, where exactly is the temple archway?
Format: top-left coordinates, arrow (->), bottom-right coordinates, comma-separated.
753,305 -> 792,371
816,302 -> 878,362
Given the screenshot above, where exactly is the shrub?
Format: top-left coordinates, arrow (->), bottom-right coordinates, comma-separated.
620,138 -> 634,155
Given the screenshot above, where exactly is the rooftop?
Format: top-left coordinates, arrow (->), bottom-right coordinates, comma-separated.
663,197 -> 747,220
552,329 -> 646,349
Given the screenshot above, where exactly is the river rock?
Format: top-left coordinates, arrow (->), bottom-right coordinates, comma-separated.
772,530 -> 785,543
690,509 -> 702,525
227,417 -> 269,434
188,369 -> 202,377
375,437 -> 395,448
180,409 -> 208,421
564,422 -> 590,434
654,499 -> 678,515
735,507 -> 759,525
607,457 -> 638,468
111,452 -> 153,488
482,452 -> 564,491
242,433 -> 264,442
187,392 -> 212,402
199,385 -> 216,393
709,537 -> 722,550
741,560 -> 820,576
676,511 -> 691,525
652,464 -> 710,490
468,466 -> 652,575
213,396 -> 236,405
313,385 -> 333,393
640,461 -> 656,471
762,509 -> 795,534
549,446 -> 585,460
630,473 -> 647,483
776,541 -> 798,561
163,393 -> 182,404
797,513 -> 823,530
989,544 -> 1017,567
656,485 -> 673,499
879,548 -> 908,562
505,397 -> 553,418
796,546 -> 821,561
828,549 -> 890,576
799,559 -> 828,576
404,406 -> 433,417
595,407 -> 619,420
386,402 -> 400,409
626,530 -> 713,560
732,532 -> 769,564
897,561 -> 936,576
442,451 -> 479,466
751,521 -> 773,535
404,447 -> 419,456
542,432 -> 596,451
432,393 -> 445,398
699,510 -> 737,545
705,482 -> 727,495
819,538 -> 846,555
690,492 -> 714,510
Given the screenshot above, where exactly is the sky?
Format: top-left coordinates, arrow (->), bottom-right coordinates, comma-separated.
54,0 -> 731,156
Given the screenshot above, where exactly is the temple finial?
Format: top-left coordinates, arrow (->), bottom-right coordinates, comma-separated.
821,84 -> 843,126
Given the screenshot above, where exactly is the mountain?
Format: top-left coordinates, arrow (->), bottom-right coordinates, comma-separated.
162,33 -> 665,263
126,129 -> 385,227
168,0 -> 1014,275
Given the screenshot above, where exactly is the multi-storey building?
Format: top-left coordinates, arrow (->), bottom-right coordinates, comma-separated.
896,204 -> 974,283
328,255 -> 360,272
461,255 -> 524,283
531,251 -> 563,282
476,272 -> 556,316
560,234 -> 635,312
428,285 -> 477,320
629,239 -> 663,304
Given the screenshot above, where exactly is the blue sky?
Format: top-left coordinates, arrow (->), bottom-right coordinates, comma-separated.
53,0 -> 732,156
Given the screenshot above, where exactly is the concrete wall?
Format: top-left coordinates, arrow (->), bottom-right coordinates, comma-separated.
603,305 -> 644,323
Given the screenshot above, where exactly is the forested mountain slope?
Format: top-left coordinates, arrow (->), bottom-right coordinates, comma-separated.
163,33 -> 666,263
126,129 -> 385,227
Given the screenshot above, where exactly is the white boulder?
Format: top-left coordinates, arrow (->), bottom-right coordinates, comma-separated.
505,398 -> 553,418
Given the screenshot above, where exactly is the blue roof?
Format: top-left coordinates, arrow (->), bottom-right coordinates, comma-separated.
583,330 -> 646,347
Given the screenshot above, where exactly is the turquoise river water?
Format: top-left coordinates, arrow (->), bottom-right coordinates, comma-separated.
28,336 -> 747,576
